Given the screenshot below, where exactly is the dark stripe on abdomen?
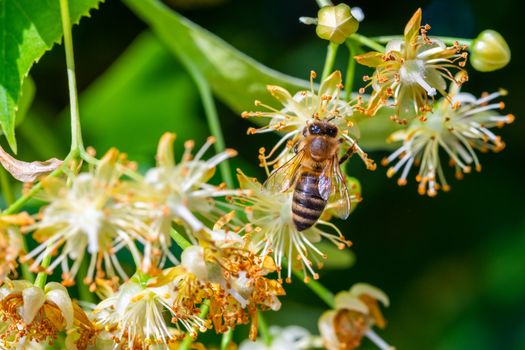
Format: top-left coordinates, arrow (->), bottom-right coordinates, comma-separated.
292,172 -> 327,231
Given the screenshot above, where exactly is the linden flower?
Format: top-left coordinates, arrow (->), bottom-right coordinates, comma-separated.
0,335 -> 47,350
383,87 -> 514,196
239,325 -> 317,350
236,170 -> 352,283
129,132 -> 241,259
318,283 -> 394,350
22,149 -> 147,285
242,71 -> 374,170
0,280 -> 95,348
94,273 -> 208,349
0,213 -> 33,283
355,8 -> 468,123
181,231 -> 285,339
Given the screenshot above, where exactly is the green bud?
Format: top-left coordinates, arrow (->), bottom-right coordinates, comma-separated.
470,30 -> 511,72
316,4 -> 359,44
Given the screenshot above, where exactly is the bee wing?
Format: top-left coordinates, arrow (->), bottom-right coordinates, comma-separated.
318,163 -> 333,201
319,156 -> 351,219
264,150 -> 305,193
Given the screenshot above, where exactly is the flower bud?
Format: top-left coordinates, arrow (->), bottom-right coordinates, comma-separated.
470,30 -> 511,72
316,4 -> 359,44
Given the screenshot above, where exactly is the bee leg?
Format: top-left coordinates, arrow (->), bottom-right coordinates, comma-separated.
339,143 -> 357,165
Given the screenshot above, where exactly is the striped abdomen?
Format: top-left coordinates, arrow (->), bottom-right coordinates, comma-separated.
292,171 -> 327,231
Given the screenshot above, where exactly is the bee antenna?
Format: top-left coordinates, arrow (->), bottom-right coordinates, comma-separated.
326,116 -> 336,122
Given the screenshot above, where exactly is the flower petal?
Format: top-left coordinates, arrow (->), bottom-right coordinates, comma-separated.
119,281 -> 145,314
404,8 -> 422,47
334,291 -> 369,313
156,132 -> 177,169
40,177 -> 67,198
96,148 -> 120,186
318,70 -> 343,99
181,245 -> 208,281
385,39 -> 403,53
354,52 -> 384,68
22,286 -> 46,324
236,169 -> 262,191
424,68 -> 447,96
267,85 -> 309,118
0,212 -> 34,227
318,310 -> 340,350
349,283 -> 390,307
45,282 -> 74,328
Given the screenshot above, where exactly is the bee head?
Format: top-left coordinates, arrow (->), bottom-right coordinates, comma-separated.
304,121 -> 339,138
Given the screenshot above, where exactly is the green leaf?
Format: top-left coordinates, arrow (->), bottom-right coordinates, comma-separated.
0,74 -> 34,142
123,0 -> 395,152
71,32 -> 207,164
18,106 -> 65,160
0,0 -> 104,152
122,0 -> 309,114
15,75 -> 35,127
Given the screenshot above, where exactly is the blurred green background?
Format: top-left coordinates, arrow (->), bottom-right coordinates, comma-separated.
4,0 -> 525,349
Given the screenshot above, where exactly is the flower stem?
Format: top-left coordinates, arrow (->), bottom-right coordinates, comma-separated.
258,310 -> 272,346
2,182 -> 42,215
170,227 -> 192,250
220,328 -> 234,350
349,33 -> 385,53
59,0 -> 85,155
179,59 -> 234,188
344,40 -> 358,101
0,167 -> 15,206
321,42 -> 339,82
293,270 -> 336,308
34,251 -> 52,289
371,35 -> 472,47
178,299 -> 211,350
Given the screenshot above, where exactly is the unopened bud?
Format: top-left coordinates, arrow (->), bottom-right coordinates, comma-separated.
470,30 -> 511,72
316,4 -> 359,44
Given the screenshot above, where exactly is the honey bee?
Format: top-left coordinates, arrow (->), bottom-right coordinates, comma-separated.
264,120 -> 354,231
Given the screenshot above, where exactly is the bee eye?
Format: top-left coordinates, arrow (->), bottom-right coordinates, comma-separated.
309,124 -> 321,134
327,127 -> 337,137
